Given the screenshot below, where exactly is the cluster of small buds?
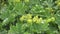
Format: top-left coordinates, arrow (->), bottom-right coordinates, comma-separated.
20,14 -> 56,24
46,17 -> 56,23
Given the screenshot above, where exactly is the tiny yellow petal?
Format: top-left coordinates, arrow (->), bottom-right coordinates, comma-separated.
33,17 -> 38,22
36,18 -> 43,24
20,15 -> 25,21
27,19 -> 32,24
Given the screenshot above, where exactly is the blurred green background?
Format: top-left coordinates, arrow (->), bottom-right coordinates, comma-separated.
0,0 -> 60,34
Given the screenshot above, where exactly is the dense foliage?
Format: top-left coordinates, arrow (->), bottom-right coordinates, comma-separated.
0,0 -> 60,34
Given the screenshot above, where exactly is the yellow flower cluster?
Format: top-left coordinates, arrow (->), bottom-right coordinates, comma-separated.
46,17 -> 55,23
20,14 -> 55,24
55,0 -> 60,6
20,14 -> 32,22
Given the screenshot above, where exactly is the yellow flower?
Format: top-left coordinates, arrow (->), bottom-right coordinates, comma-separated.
39,18 -> 43,21
36,18 -> 43,24
57,2 -> 60,6
27,19 -> 32,24
20,15 -> 25,21
46,17 -> 55,23
33,15 -> 38,22
55,1 -> 60,6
